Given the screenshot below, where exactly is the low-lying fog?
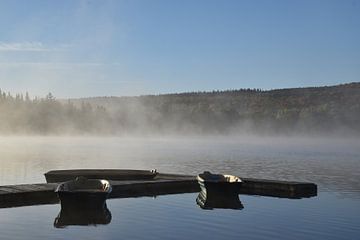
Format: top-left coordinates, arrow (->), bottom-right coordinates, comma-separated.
0,136 -> 359,198
1,88 -> 359,197
1,84 -> 360,136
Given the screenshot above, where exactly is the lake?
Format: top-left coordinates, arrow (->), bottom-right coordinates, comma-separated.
0,136 -> 359,239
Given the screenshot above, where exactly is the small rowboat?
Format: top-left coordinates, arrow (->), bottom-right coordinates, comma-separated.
197,171 -> 242,196
55,177 -> 112,208
45,169 -> 158,183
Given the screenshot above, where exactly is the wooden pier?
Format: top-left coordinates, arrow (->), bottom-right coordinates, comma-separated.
0,172 -> 317,209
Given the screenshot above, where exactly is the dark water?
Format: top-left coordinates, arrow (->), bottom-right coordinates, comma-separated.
0,136 -> 359,239
0,193 -> 359,240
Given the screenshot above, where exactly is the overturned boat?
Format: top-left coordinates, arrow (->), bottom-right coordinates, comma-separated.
55,177 -> 112,208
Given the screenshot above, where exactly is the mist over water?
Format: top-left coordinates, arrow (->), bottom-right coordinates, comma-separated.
1,1 -> 359,238
1,135 -> 360,239
1,87 -> 359,239
1,83 -> 360,136
1,91 -> 358,240
0,136 -> 359,198
1,91 -> 359,239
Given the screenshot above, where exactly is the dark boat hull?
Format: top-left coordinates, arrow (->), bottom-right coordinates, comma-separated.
198,181 -> 242,197
55,178 -> 112,209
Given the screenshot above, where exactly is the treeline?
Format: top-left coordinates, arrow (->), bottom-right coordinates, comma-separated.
0,90 -> 110,134
76,82 -> 360,135
1,82 -> 360,135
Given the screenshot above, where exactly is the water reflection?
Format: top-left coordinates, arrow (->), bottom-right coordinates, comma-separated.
54,200 -> 112,228
196,190 -> 244,210
0,136 -> 359,199
0,193 -> 359,240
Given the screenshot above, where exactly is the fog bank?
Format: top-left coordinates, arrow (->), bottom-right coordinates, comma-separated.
1,83 -> 360,137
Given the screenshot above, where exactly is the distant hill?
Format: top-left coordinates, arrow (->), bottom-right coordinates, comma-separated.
67,82 -> 360,136
1,82 -> 359,135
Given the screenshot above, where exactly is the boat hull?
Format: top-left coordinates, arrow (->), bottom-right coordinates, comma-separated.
198,180 -> 242,197
55,177 -> 112,209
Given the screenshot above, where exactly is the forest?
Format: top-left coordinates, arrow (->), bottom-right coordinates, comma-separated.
1,82 -> 359,136
0,91 -> 110,134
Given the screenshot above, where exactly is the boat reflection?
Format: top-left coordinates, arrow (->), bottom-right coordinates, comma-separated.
54,200 -> 112,228
196,189 -> 244,210
196,171 -> 243,210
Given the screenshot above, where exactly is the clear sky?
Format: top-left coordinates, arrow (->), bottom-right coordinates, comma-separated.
0,0 -> 359,98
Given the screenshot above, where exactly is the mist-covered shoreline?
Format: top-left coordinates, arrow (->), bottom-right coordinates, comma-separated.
1,82 -> 359,137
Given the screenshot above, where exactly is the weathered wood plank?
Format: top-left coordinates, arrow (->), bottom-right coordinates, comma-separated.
0,183 -> 58,208
240,178 -> 317,199
45,169 -> 157,183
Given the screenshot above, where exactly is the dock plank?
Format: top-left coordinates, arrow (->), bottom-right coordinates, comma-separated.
0,173 -> 317,209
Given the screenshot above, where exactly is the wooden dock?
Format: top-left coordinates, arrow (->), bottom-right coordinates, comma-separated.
0,173 -> 317,209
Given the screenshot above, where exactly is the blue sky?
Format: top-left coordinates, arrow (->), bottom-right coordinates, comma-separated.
0,0 -> 359,98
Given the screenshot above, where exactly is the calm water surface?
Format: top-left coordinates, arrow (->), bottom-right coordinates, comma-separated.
0,136 -> 359,239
